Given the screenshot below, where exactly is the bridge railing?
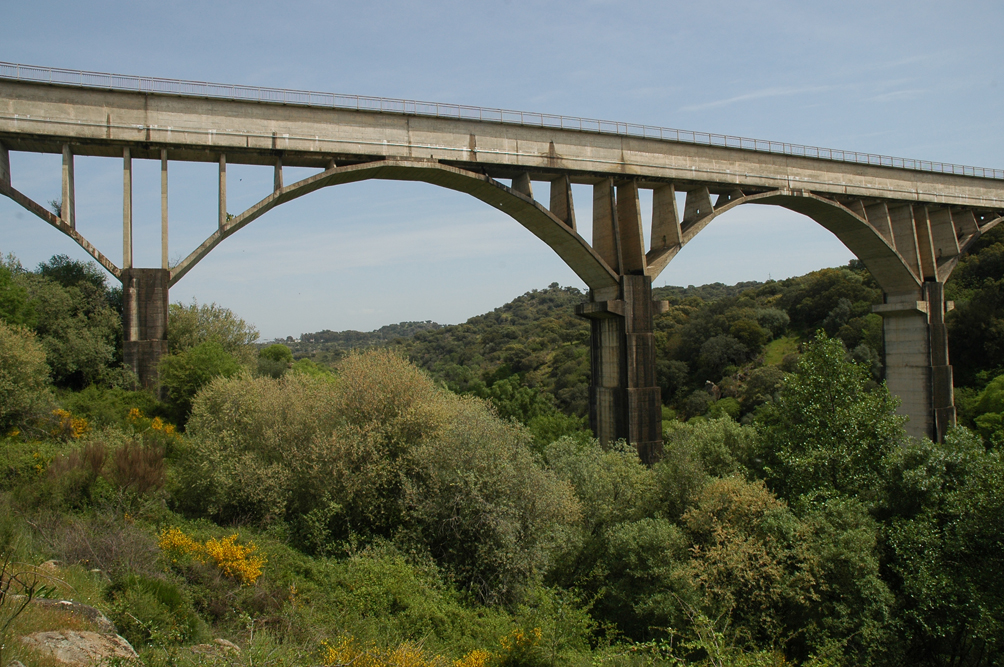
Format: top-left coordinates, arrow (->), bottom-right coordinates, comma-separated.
3,61 -> 1002,181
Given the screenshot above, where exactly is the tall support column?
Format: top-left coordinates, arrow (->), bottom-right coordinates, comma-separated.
577,275 -> 664,463
0,141 -> 10,187
161,149 -> 169,270
875,287 -> 956,442
122,268 -> 170,389
218,153 -> 227,228
61,145 -> 75,229
926,282 -> 956,441
123,147 -> 133,269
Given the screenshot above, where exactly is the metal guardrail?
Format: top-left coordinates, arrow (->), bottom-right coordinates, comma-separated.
3,61 -> 1002,181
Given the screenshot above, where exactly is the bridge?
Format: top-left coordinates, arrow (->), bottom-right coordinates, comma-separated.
2,62 -> 1003,460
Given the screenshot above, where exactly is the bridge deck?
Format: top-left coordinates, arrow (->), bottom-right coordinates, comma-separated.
2,78 -> 1004,212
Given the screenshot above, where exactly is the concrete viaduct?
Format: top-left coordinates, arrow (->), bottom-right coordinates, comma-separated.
2,63 -> 1004,461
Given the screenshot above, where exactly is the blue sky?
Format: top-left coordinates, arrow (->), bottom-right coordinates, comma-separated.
2,1 -> 1002,338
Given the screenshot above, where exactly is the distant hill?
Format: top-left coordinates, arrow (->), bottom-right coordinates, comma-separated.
275,321 -> 442,366
653,280 -> 764,302
279,269 -> 892,421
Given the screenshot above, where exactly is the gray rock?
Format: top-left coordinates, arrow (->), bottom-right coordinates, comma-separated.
214,638 -> 241,654
31,599 -> 117,634
190,638 -> 241,658
21,630 -> 137,666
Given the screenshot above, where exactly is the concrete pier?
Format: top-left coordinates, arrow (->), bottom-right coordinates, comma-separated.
875,282 -> 955,442
577,275 -> 664,464
121,269 -> 169,388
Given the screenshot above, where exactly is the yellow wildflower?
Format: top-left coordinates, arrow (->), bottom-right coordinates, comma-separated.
158,527 -> 265,585
454,649 -> 490,667
51,409 -> 89,439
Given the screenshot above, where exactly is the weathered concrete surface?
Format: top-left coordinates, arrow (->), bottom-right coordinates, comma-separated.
578,275 -> 664,464
121,268 -> 169,388
2,80 -> 1004,211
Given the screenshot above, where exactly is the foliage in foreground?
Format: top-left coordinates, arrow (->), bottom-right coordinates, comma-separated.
3,247 -> 1004,665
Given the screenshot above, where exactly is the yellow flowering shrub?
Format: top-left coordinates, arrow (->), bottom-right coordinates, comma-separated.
51,408 -> 90,440
318,627 -> 541,666
496,627 -> 542,665
453,649 -> 490,667
159,527 -> 202,554
129,408 -> 177,436
323,636 -> 446,667
159,527 -> 265,585
126,408 -> 180,458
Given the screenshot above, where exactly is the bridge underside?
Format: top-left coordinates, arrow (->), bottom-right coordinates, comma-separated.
3,77 -> 1004,453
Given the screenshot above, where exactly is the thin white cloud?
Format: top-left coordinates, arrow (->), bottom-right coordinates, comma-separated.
680,84 -> 839,112
865,88 -> 929,103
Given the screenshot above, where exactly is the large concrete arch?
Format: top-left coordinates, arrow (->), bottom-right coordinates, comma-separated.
643,186 -> 958,443
171,159 -> 619,290
646,189 -> 920,295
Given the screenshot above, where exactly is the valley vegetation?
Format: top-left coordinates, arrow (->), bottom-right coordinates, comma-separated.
2,228 -> 1004,666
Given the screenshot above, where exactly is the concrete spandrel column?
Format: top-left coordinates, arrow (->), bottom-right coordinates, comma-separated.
123,148 -> 132,269
161,150 -> 169,270
61,144 -> 75,229
218,154 -> 227,229
0,142 -> 10,187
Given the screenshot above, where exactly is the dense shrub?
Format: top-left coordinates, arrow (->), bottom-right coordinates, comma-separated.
756,334 -> 905,503
181,350 -> 578,605
176,371 -> 342,522
0,320 -> 54,433
158,341 -> 243,424
168,300 -> 259,364
58,385 -> 162,428
405,399 -> 579,605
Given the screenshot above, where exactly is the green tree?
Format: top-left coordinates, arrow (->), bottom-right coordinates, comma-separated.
168,300 -> 259,365
756,333 -> 905,503
18,272 -> 122,389
882,428 -> 1004,666
967,373 -> 1004,445
257,343 -> 293,378
682,476 -> 812,648
158,341 -> 242,424
0,261 -> 33,327
0,321 -> 54,433
36,253 -> 120,312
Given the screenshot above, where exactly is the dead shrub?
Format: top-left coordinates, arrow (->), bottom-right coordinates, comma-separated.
108,440 -> 165,495
33,510 -> 160,579
45,441 -> 108,508
47,441 -> 107,482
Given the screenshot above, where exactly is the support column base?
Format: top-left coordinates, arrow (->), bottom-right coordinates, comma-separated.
121,268 -> 170,389
578,275 -> 664,464
124,340 -> 169,389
